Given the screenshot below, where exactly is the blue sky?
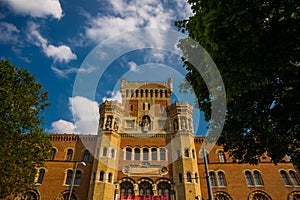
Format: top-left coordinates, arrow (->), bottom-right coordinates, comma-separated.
0,0 -> 208,135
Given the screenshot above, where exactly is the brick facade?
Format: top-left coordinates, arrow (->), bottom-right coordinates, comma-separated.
27,79 -> 300,200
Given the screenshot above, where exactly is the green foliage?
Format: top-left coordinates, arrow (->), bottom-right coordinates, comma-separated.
0,60 -> 51,198
177,0 -> 300,167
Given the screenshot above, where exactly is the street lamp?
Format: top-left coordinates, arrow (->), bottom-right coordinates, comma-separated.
68,161 -> 86,200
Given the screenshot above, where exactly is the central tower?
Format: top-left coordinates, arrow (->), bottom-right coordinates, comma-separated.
88,78 -> 201,200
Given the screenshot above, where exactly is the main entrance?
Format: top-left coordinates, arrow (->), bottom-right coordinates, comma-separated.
119,178 -> 172,200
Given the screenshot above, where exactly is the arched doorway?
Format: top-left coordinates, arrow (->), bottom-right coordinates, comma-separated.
120,181 -> 134,196
139,181 -> 153,195
157,181 -> 171,198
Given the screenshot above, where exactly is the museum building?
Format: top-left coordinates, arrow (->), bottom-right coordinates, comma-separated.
25,79 -> 300,200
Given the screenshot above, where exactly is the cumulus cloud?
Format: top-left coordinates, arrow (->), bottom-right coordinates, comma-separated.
27,21 -> 76,63
85,0 -> 192,43
50,96 -> 99,134
102,91 -> 122,103
50,119 -> 77,134
3,0 -> 63,19
45,45 -> 77,63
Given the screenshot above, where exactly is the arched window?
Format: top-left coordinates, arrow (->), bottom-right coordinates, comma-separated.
37,169 -> 45,184
245,171 -> 254,186
108,173 -> 112,183
125,148 -> 132,160
111,149 -> 115,159
253,171 -> 263,185
289,171 -> 300,185
179,173 -> 183,183
50,148 -> 56,160
280,170 -> 292,185
209,172 -> 217,186
134,148 -> 140,160
192,149 -> 195,159
99,171 -> 104,181
187,172 -> 192,182
141,90 -> 144,97
103,147 -> 108,157
160,148 -> 166,161
66,149 -> 73,161
129,104 -> 133,112
184,148 -> 189,157
83,150 -> 90,162
65,170 -> 73,185
218,172 -> 226,186
74,170 -> 82,185
218,151 -> 226,163
151,148 -> 157,160
143,148 -> 149,160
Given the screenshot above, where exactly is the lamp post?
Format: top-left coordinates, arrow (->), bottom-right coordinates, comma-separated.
68,161 -> 86,200
202,148 -> 214,200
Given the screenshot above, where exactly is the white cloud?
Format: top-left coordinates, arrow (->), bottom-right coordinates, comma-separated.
45,45 -> 77,63
3,0 -> 63,19
27,22 -> 77,63
50,119 -> 77,134
128,61 -> 139,72
102,91 -> 122,103
0,22 -> 20,44
85,0 -> 191,43
50,96 -> 99,134
51,64 -> 96,78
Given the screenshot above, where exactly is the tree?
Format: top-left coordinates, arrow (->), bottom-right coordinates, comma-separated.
176,0 -> 300,167
0,60 -> 51,199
